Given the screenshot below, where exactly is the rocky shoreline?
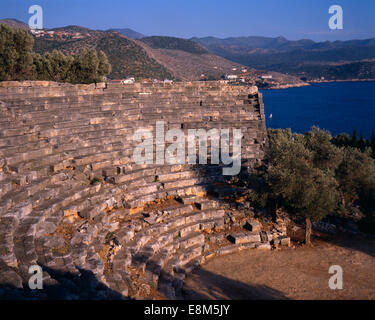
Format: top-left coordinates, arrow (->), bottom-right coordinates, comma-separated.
308,78 -> 375,84
263,78 -> 375,90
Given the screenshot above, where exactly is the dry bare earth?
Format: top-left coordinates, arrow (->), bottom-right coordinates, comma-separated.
136,40 -> 248,81
183,232 -> 375,300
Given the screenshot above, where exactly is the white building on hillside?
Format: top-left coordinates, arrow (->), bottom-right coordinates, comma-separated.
226,74 -> 238,80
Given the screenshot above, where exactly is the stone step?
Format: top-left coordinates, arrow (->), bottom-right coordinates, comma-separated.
0,172 -> 71,208
157,243 -> 204,299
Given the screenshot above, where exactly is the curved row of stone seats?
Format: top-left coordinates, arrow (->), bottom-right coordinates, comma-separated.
106,198 -> 224,297
0,81 -> 266,298
103,195 -> 288,300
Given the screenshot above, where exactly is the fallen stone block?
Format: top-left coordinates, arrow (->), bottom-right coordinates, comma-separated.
241,242 -> 256,250
255,243 -> 271,250
217,245 -> 240,256
245,220 -> 262,232
279,236 -> 291,247
228,232 -> 261,244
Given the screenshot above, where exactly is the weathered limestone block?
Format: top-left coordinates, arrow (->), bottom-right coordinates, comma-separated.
279,236 -> 291,247
179,233 -> 205,250
245,220 -> 262,232
179,224 -> 200,238
217,244 -> 240,256
196,200 -> 218,211
229,232 -> 261,244
180,195 -> 198,205
256,243 -> 272,250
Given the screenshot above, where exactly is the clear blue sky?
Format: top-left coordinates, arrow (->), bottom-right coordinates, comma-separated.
1,0 -> 374,41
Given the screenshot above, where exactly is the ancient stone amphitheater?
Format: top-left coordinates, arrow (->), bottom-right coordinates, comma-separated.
0,80 -> 289,300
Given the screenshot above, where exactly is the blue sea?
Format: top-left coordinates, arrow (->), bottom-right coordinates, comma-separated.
260,81 -> 375,139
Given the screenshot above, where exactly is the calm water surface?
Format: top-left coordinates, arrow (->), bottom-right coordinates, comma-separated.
260,81 -> 375,138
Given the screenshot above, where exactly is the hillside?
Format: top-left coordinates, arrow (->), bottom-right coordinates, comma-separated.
0,19 -> 306,85
302,60 -> 375,81
0,18 -> 29,30
108,28 -> 146,39
51,25 -> 93,33
141,36 -> 208,54
31,27 -> 252,82
192,36 -> 375,80
136,36 -> 248,81
32,27 -> 173,80
95,33 -> 173,79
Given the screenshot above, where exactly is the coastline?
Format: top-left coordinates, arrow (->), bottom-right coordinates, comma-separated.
264,78 -> 375,90
265,82 -> 309,90
308,78 -> 375,84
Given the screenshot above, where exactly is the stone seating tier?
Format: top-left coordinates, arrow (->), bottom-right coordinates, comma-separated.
0,81 -> 274,300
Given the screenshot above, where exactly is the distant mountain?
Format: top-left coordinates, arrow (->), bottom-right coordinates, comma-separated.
192,36 -> 375,80
192,36 -> 317,51
0,18 -> 29,29
108,28 -> 146,39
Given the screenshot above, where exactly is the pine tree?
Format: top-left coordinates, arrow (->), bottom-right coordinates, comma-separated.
359,134 -> 366,151
352,128 -> 358,147
98,50 -> 111,81
371,129 -> 375,158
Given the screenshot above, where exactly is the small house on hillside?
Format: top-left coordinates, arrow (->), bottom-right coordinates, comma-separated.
225,74 -> 238,80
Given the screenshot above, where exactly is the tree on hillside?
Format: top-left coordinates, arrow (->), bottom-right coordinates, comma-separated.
249,128 -> 340,245
351,128 -> 358,147
72,48 -> 99,84
304,126 -> 342,171
336,147 -> 375,212
249,127 -> 375,239
34,50 -> 74,82
70,48 -> 111,84
0,24 -> 34,81
332,133 -> 351,148
98,50 -> 111,80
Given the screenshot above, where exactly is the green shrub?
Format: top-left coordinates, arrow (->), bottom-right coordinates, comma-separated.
249,127 -> 375,242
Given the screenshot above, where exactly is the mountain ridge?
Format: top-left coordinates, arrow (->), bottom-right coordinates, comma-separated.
107,28 -> 146,39
191,35 -> 375,80
2,18 -> 372,82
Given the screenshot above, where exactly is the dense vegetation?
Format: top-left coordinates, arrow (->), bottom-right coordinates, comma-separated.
33,29 -> 173,80
249,127 -> 375,243
141,36 -> 208,54
0,24 -> 111,83
95,34 -> 173,80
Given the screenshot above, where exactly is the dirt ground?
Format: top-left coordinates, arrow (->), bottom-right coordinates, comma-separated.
183,231 -> 375,300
